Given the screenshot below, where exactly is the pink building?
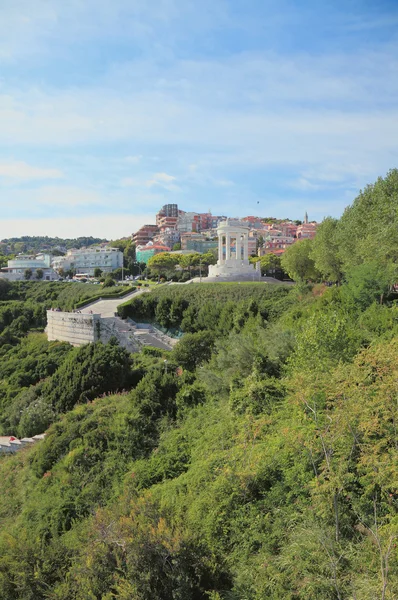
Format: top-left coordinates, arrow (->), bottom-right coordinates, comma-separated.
296,223 -> 317,239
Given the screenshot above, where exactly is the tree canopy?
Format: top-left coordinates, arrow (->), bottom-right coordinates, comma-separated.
281,238 -> 320,281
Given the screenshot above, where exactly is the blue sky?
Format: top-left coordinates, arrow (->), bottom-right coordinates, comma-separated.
1,0 -> 398,238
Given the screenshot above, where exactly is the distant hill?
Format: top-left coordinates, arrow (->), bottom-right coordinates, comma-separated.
1,236 -> 108,254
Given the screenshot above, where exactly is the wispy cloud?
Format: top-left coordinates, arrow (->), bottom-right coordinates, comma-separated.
0,214 -> 156,239
1,0 -> 397,235
0,161 -> 63,180
146,172 -> 180,191
124,155 -> 143,164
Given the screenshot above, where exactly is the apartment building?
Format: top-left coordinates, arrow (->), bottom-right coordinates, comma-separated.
296,222 -> 317,239
136,242 -> 171,264
132,224 -> 159,247
52,246 -> 123,275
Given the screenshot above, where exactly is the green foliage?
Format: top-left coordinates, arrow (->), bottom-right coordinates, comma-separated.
0,278 -> 11,300
4,280 -> 129,312
172,331 -> 215,371
259,253 -> 286,279
2,179 -> 398,599
310,216 -> 343,282
288,310 -> 359,372
342,261 -> 398,310
230,374 -> 284,415
118,283 -> 295,334
147,252 -> 180,276
0,334 -> 71,429
2,235 -> 106,252
103,275 -> 116,287
337,168 -> 398,268
41,341 -> 132,415
281,238 -> 321,282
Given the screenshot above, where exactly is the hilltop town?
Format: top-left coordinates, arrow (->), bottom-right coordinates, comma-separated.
0,204 -> 317,282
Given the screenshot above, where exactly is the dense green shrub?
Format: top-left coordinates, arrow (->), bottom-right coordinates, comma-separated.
2,173 -> 398,599
118,283 -> 294,334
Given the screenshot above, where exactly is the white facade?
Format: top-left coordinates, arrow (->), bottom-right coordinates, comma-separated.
208,220 -> 260,281
153,228 -> 181,248
0,254 -> 59,281
177,212 -> 198,233
52,246 -> 123,276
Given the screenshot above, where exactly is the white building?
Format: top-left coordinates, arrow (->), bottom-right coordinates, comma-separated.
52,246 -> 123,276
153,228 -> 181,248
0,254 -> 59,281
177,212 -> 198,233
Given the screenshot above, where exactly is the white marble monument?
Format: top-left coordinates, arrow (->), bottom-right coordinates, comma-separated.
207,219 -> 261,281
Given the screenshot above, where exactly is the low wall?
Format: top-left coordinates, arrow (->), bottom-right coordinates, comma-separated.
46,310 -> 101,346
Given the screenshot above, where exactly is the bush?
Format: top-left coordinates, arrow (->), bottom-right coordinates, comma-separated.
103,276 -> 115,287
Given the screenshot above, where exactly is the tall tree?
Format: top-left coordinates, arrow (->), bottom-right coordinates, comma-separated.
311,217 -> 343,283
337,169 -> 398,269
259,253 -> 286,278
281,239 -> 321,282
147,253 -> 179,277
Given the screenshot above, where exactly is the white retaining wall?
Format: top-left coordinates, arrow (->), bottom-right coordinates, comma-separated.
46,311 -> 101,346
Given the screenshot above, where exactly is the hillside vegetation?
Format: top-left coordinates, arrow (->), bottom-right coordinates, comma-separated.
0,171 -> 398,599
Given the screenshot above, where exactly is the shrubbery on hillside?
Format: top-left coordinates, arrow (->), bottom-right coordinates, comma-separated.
1,172 -> 398,598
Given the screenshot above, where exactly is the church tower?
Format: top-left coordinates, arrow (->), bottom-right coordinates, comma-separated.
304,211 -> 309,224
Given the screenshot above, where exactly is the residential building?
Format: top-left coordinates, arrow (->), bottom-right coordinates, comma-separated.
242,216 -> 264,229
177,212 -> 199,233
156,204 -> 179,230
265,231 -> 295,245
52,246 -> 123,276
153,228 -> 181,248
196,212 -> 214,231
296,222 -> 317,239
247,235 -> 258,256
132,224 -> 159,247
157,215 -> 179,230
278,221 -> 298,237
209,215 -> 227,229
136,242 -> 171,264
181,233 -> 217,253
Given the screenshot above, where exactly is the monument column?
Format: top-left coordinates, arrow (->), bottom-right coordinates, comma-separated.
235,235 -> 241,262
226,234 -> 231,260
218,233 -> 223,264
243,233 -> 249,261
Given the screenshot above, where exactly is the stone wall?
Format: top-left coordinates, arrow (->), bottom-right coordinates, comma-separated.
46,311 -> 101,346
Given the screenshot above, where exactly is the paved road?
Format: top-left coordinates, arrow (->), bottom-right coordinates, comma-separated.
80,288 -> 147,317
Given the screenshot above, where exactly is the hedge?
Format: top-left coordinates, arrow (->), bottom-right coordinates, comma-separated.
73,286 -> 136,309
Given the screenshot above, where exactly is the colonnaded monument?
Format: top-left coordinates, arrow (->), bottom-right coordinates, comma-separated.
207,219 -> 261,281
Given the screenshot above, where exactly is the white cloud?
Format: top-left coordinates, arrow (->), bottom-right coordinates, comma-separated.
146,172 -> 180,191
0,161 -> 63,180
0,213 -> 155,239
120,177 -> 141,187
148,172 -> 176,184
0,184 -> 167,219
1,1 -> 397,228
36,186 -> 106,207
214,179 -> 235,187
290,178 -> 323,191
125,155 -> 143,164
